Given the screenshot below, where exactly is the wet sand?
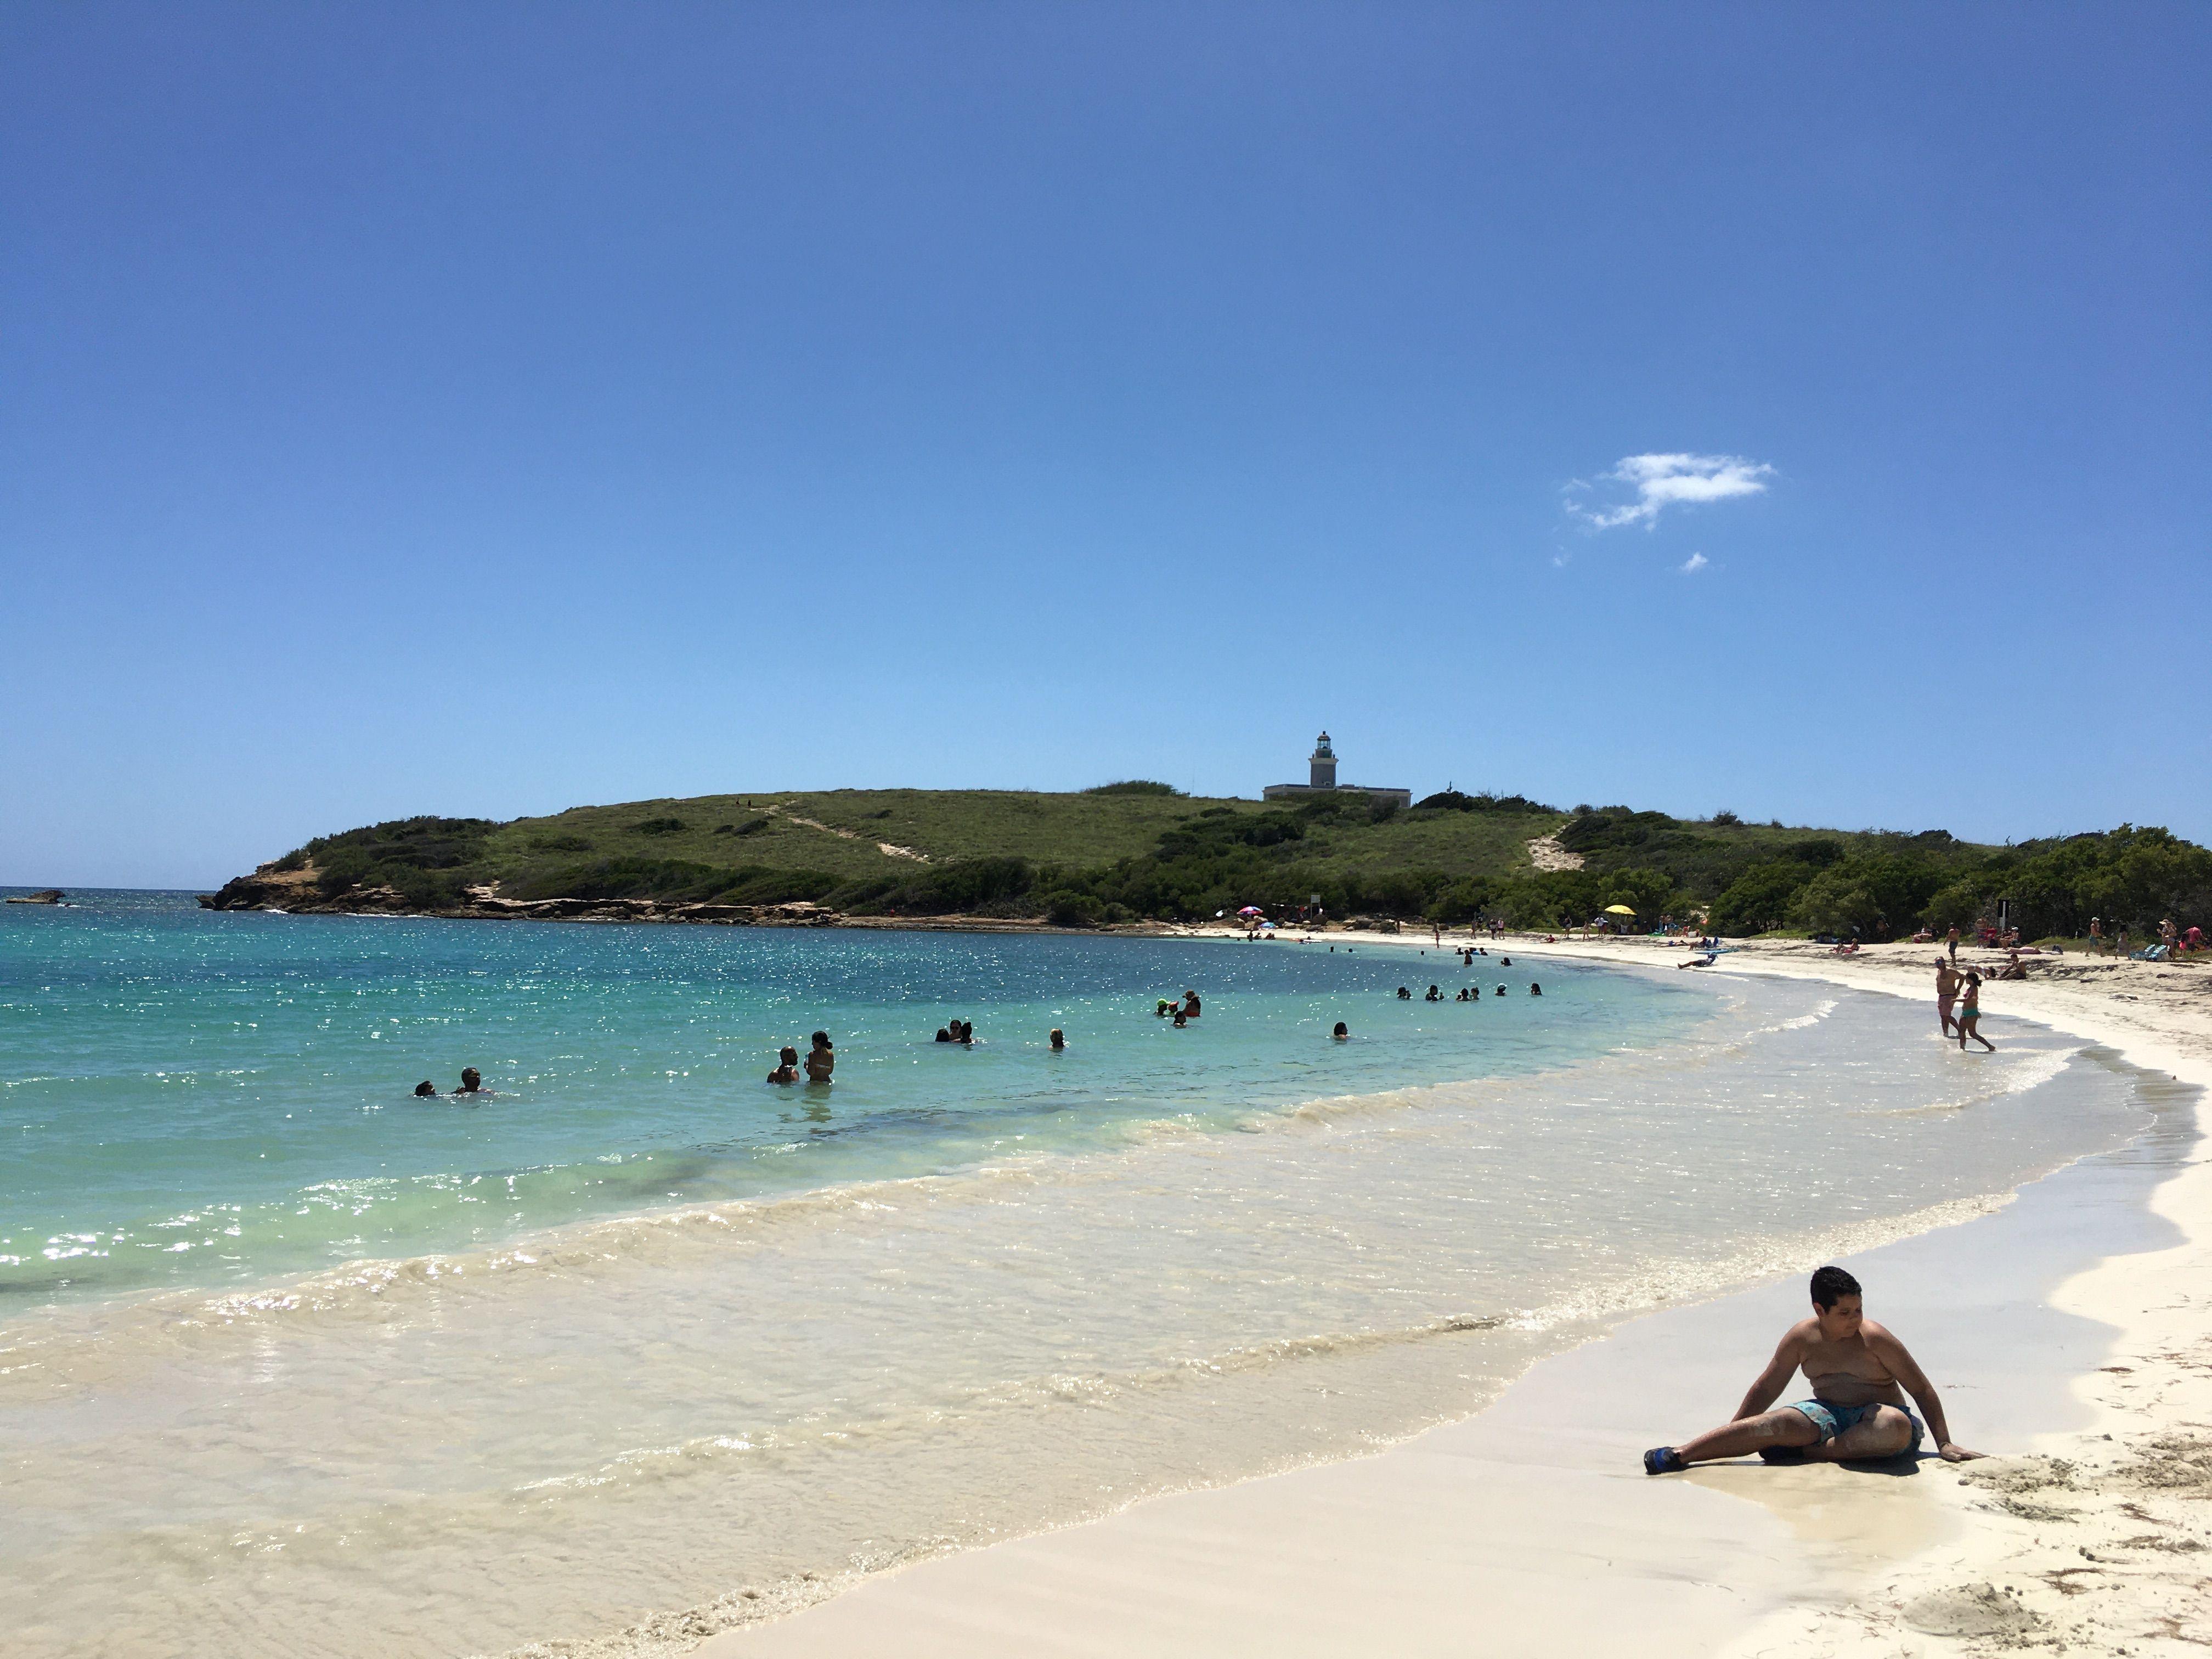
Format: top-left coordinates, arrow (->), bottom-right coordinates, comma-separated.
690,936 -> 2209,1659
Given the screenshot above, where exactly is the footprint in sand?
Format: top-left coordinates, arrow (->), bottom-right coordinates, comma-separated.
1900,1583 -> 2045,1640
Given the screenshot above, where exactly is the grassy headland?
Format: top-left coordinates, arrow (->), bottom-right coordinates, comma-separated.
204,786 -> 2210,942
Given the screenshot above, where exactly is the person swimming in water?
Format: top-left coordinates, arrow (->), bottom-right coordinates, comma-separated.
1331,1022 -> 1349,1040
1643,1266 -> 1981,1474
413,1080 -> 438,1098
935,1026 -> 953,1043
1530,982 -> 1542,996
804,1032 -> 835,1082
1182,990 -> 1201,1018
1049,1028 -> 1065,1051
1424,984 -> 1442,1001
767,1046 -> 800,1084
1494,985 -> 1505,996
1396,986 -> 1412,1000
455,1066 -> 484,1095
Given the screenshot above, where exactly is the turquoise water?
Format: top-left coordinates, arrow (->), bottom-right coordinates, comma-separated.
1,890 -> 1692,1301
0,890 -> 2172,1659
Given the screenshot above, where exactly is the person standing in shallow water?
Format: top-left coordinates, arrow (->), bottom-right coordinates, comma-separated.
804,1032 -> 835,1082
1934,958 -> 1962,1038
766,1046 -> 800,1084
1955,974 -> 1995,1052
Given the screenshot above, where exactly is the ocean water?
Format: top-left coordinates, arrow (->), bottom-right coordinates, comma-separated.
0,891 -> 2171,1658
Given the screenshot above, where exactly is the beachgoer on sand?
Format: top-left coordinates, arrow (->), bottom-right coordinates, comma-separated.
1956,974 -> 1994,1051
804,1032 -> 835,1081
1643,1265 -> 1982,1474
767,1046 -> 800,1084
1946,924 -> 1960,962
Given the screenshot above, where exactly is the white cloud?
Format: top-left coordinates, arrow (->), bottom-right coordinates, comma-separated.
1681,552 -> 1709,573
1570,453 -> 1774,530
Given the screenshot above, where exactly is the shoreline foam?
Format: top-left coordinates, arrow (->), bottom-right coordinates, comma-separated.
679,934 -> 2208,1659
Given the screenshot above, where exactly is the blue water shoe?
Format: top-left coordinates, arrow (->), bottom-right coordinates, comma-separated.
1643,1447 -> 1688,1475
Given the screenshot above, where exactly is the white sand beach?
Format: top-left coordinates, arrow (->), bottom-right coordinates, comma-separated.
687,935 -> 2211,1659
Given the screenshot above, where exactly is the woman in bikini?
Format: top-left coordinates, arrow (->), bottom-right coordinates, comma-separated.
1955,972 -> 1995,1052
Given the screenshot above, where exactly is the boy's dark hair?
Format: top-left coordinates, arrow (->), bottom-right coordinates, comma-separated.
1810,1265 -> 1862,1308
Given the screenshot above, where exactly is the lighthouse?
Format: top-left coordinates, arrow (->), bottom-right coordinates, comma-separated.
1262,732 -> 1410,808
1308,731 -> 1338,789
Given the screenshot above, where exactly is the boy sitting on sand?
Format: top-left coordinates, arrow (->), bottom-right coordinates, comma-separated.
1643,1266 -> 1982,1474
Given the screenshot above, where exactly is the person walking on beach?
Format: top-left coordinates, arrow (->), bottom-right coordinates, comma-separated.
1643,1266 -> 1982,1474
1955,973 -> 1994,1051
1945,924 -> 1960,962
2089,916 -> 2106,955
1934,958 -> 1962,1038
804,1031 -> 835,1082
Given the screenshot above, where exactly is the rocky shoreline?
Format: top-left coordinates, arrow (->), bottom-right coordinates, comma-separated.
194,865 -> 1146,934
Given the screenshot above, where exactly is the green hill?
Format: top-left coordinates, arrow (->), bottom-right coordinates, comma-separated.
203,785 -> 2211,943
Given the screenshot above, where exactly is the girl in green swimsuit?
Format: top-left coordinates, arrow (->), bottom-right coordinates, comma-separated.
1955,972 -> 1995,1052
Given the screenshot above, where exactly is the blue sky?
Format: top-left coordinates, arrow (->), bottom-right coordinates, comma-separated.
4,2 -> 2206,888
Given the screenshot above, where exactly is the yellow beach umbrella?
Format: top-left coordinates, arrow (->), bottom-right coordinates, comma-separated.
1602,904 -> 1637,916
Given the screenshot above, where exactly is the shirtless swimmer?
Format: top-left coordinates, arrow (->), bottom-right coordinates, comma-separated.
1643,1265 -> 1983,1474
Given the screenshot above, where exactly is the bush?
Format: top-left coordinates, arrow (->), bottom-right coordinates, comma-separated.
1084,780 -> 1184,796
635,817 -> 687,836
1711,864 -> 1813,935
1711,810 -> 1741,826
1044,890 -> 1103,927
